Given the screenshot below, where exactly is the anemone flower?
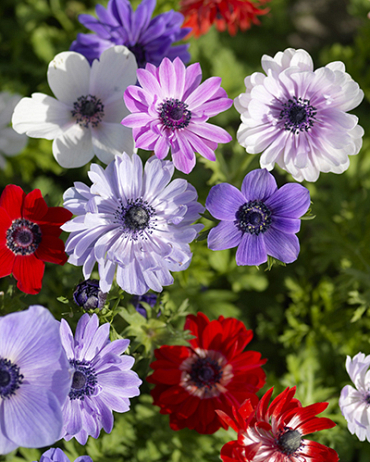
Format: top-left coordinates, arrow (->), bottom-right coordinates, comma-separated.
60,313 -> 142,444
206,168 -> 310,266
71,0 -> 190,68
218,387 -> 339,462
12,46 -> 137,168
122,57 -> 232,173
235,48 -> 364,182
62,153 -> 204,295
0,305 -> 71,455
147,312 -> 266,434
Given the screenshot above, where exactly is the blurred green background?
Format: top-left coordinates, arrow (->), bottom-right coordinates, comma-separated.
2,0 -> 370,461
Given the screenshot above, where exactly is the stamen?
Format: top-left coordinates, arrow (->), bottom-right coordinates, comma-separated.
0,358 -> 24,399
279,96 -> 317,134
277,429 -> 302,455
6,218 -> 42,256
159,98 -> 192,130
71,95 -> 104,128
69,359 -> 97,400
235,200 -> 272,235
189,357 -> 223,389
114,198 -> 157,241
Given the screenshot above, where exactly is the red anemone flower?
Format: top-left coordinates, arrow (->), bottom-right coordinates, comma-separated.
147,312 -> 266,434
217,387 -> 339,462
180,0 -> 270,37
0,184 -> 73,294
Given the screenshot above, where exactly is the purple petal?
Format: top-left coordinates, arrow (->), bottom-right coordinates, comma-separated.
183,63 -> 203,101
188,123 -> 232,144
236,233 -> 267,266
265,183 -> 310,218
264,228 -> 300,263
206,183 -> 245,220
208,221 -> 242,251
137,68 -> 162,96
4,385 -> 63,448
40,448 -> 71,462
241,169 -> 278,202
271,216 -> 301,234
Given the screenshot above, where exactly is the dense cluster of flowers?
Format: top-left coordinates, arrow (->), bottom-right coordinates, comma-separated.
0,0 -> 365,459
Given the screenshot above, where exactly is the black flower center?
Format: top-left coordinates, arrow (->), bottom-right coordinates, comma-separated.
114,198 -> 157,241
71,94 -> 105,128
279,96 -> 317,134
6,218 -> 42,256
235,200 -> 272,235
127,43 -> 146,68
189,357 -> 223,389
69,359 -> 97,400
277,429 -> 302,455
159,98 -> 192,130
0,358 -> 24,399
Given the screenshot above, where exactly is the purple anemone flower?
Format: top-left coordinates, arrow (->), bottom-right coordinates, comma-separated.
131,293 -> 158,318
61,153 -> 204,295
0,305 -> 71,455
36,447 -> 92,462
60,313 -> 142,445
235,48 -> 364,182
122,57 -> 233,173
70,0 -> 190,68
206,169 -> 310,266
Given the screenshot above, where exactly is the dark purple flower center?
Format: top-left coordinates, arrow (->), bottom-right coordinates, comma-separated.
127,43 -> 147,68
277,429 -> 302,455
159,98 -> 192,130
279,96 -> 317,134
71,95 -> 105,128
6,218 -> 42,256
235,200 -> 272,235
69,359 -> 97,400
0,358 -> 24,399
73,279 -> 106,310
189,357 -> 223,389
115,198 -> 157,241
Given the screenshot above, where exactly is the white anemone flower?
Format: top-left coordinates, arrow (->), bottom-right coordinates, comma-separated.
235,48 -> 364,182
12,46 -> 137,168
0,92 -> 28,169
339,352 -> 370,441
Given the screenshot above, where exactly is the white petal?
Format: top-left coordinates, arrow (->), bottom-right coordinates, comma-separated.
12,93 -> 72,139
52,124 -> 94,168
48,52 -> 90,106
0,127 -> 28,155
91,122 -> 134,164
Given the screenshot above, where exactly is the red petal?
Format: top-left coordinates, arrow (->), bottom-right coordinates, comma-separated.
149,369 -> 182,385
0,207 -> 12,237
37,207 -> 73,236
0,245 -> 15,277
202,320 -> 223,350
155,385 -> 189,406
35,236 -> 67,265
300,440 -> 339,462
286,402 -> 329,430
296,416 -> 336,435
12,254 -> 44,294
216,409 -> 239,433
176,395 -> 200,419
220,441 -> 240,462
22,189 -> 48,221
0,185 -> 24,220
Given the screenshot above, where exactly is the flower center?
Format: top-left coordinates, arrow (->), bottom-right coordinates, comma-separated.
69,359 -> 97,400
235,201 -> 272,235
159,98 -> 192,130
279,96 -> 317,134
114,198 -> 157,241
6,218 -> 42,255
127,43 -> 146,68
0,358 -> 24,399
189,357 -> 223,389
277,429 -> 302,455
71,95 -> 105,128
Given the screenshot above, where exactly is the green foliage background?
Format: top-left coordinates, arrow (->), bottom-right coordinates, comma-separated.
1,0 -> 370,461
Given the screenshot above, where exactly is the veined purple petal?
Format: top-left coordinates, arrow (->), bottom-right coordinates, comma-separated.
188,123 -> 232,144
236,233 -> 267,266
206,183 -> 245,220
264,228 -> 299,263
208,221 -> 242,251
265,183 -> 310,218
241,169 -> 278,202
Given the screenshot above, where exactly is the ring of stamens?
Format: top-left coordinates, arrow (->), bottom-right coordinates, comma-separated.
114,198 -> 157,241
235,200 -> 272,235
159,98 -> 192,130
0,358 -> 24,399
71,94 -> 105,128
279,96 -> 317,134
6,218 -> 42,255
68,359 -> 97,400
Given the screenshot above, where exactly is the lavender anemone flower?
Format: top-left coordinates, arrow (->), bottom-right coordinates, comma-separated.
235,48 -> 364,182
122,57 -> 233,174
206,169 -> 310,266
70,0 -> 190,68
0,305 -> 71,455
339,352 -> 370,442
36,447 -> 92,462
62,153 -> 204,295
60,313 -> 142,445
